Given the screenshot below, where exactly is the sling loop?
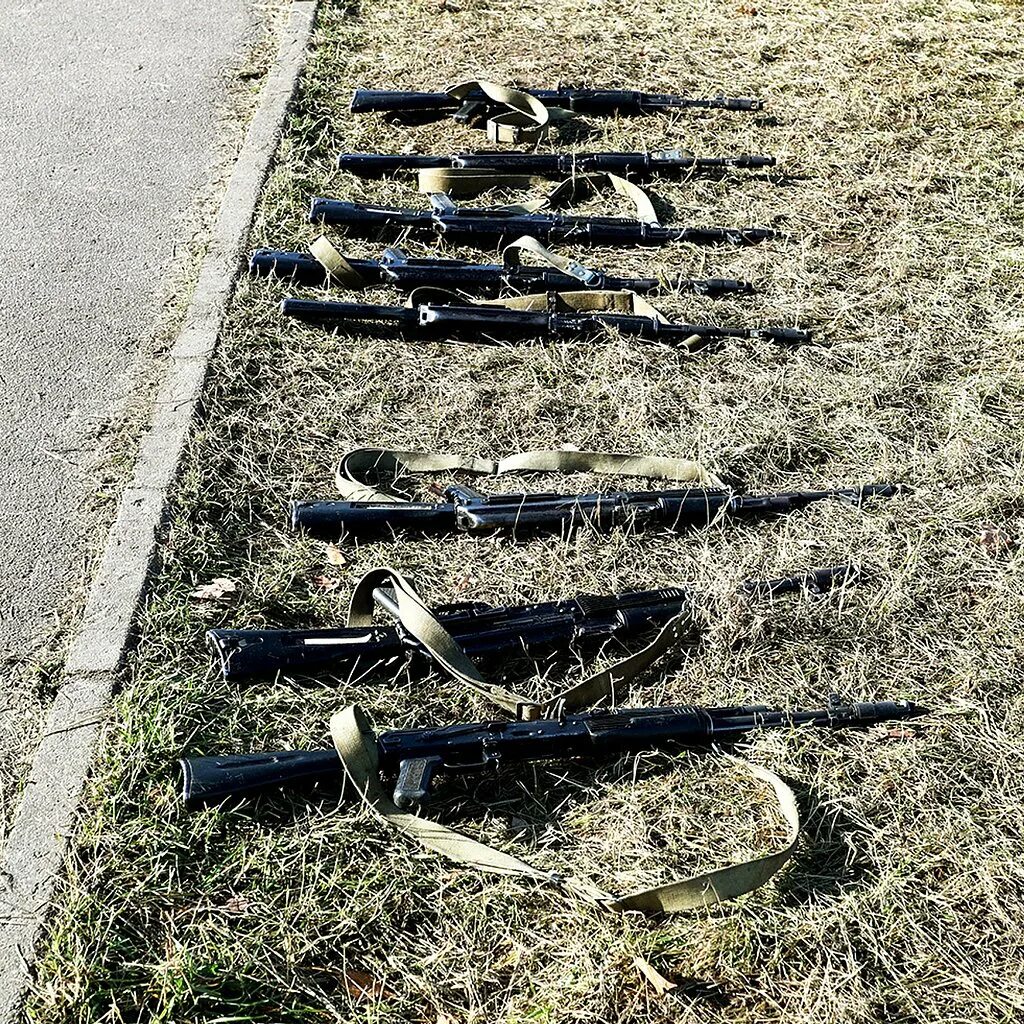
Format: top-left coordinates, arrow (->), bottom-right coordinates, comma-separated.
309,234 -> 610,293
345,566 -> 700,720
333,447 -> 724,504
444,171 -> 659,222
396,286 -> 709,349
444,78 -> 573,145
309,235 -> 365,287
331,705 -> 799,913
501,234 -> 601,286
418,167 -> 544,197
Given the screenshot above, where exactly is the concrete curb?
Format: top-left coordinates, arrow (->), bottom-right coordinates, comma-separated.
0,2 -> 319,1017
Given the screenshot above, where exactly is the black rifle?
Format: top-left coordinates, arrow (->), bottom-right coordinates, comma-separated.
281,296 -> 809,347
181,697 -> 926,810
249,247 -> 753,298
292,483 -> 903,540
337,150 -> 775,180
208,566 -> 852,681
308,197 -> 776,249
350,86 -> 764,120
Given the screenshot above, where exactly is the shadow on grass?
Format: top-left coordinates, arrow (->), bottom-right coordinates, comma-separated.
773,779 -> 876,904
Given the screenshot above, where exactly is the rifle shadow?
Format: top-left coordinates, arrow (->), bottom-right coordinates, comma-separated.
435,758 -> 875,904
771,779 -> 877,904
547,118 -> 601,146
744,170 -> 812,187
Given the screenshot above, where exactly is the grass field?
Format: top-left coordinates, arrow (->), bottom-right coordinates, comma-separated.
25,0 -> 1024,1021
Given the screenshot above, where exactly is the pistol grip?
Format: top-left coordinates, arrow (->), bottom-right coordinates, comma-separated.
454,99 -> 489,124
393,755 -> 444,809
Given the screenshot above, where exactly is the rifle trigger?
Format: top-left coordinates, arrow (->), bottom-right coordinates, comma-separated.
454,99 -> 489,124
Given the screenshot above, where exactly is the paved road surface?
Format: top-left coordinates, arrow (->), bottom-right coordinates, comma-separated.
0,1 -> 250,802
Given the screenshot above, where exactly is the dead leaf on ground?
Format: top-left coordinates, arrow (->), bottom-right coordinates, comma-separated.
634,955 -> 678,995
189,577 -> 237,602
883,725 -> 917,741
326,543 -> 349,566
453,574 -> 478,593
221,895 -> 251,916
343,968 -> 394,1001
311,574 -> 341,592
976,526 -> 1017,556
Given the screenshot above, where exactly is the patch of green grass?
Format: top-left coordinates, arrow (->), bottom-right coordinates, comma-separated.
25,0 -> 1024,1022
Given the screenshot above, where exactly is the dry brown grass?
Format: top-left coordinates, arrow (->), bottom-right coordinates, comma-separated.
24,0 -> 1024,1022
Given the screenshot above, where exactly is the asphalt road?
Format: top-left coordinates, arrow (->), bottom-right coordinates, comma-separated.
0,1 -> 250,789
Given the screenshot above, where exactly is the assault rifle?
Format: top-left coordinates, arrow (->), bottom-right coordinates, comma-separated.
291,483 -> 903,540
337,150 -> 775,180
208,566 -> 852,681
181,697 -> 926,810
249,246 -> 753,298
308,197 -> 777,248
350,85 -> 765,120
280,295 -> 809,348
